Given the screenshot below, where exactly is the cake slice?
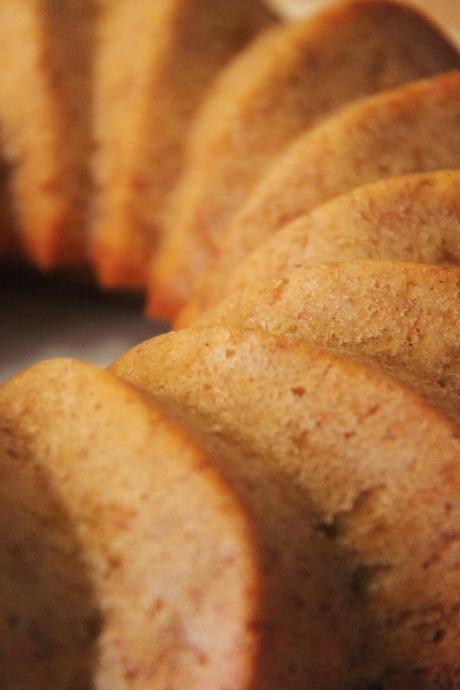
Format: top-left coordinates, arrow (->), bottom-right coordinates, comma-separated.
148,0 -> 460,320
113,325 -> 460,688
91,0 -> 274,288
0,1 -> 96,268
0,358 -> 355,689
198,261 -> 460,392
179,169 -> 460,323
0,359 -> 260,689
179,70 -> 460,322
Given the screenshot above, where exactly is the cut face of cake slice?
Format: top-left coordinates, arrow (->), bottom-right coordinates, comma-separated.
91,0 -> 275,289
113,325 -> 460,688
0,1 -> 96,269
179,169 -> 460,323
0,359 -> 356,689
0,360 -> 259,690
180,70 -> 460,322
147,0 -> 460,320
198,261 -> 460,393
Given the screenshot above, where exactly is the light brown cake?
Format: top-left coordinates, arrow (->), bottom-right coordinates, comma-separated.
178,169 -> 460,324
113,325 -> 460,688
0,359 -> 260,689
175,69 -> 460,325
147,0 -> 460,320
0,358 -> 358,690
5,2 -> 460,685
91,0 -> 274,289
196,261 -> 460,393
0,1 -> 96,268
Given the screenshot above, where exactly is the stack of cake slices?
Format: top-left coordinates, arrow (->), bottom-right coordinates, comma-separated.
4,2 -> 460,686
1,0 -> 460,324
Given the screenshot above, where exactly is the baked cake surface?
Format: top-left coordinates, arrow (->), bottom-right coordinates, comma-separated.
0,353 -> 363,689
180,71 -> 460,323
148,0 -> 460,320
3,2 -> 460,685
0,359 -> 262,689
179,169 -> 460,323
0,0 -> 96,268
91,0 -> 274,288
113,325 -> 460,688
197,261 -> 460,392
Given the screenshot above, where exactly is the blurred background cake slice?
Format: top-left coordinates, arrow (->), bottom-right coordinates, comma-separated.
148,0 -> 460,320
180,169 -> 460,322
181,70 -> 460,322
0,0 -> 96,269
91,0 -> 275,289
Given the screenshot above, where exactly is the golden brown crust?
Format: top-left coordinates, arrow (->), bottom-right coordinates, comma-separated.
148,0 -> 460,320
180,169 -> 460,324
113,325 -> 460,688
91,0 -> 274,289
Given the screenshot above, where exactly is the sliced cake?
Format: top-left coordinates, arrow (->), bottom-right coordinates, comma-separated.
196,261 -> 460,392
0,358 -> 354,689
148,0 -> 460,319
178,71 -> 460,322
0,1 -> 96,268
91,0 -> 275,288
179,169 -> 460,323
113,325 -> 460,688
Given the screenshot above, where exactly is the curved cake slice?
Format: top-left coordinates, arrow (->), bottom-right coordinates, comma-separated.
176,69 -> 460,322
179,169 -> 460,323
198,261 -> 460,392
113,325 -> 460,688
91,0 -> 274,289
0,359 -> 354,689
147,0 -> 460,319
0,1 -> 96,268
